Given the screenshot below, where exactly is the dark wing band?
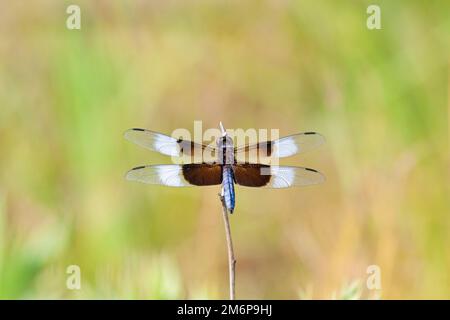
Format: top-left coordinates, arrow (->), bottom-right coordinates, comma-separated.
232,163 -> 271,187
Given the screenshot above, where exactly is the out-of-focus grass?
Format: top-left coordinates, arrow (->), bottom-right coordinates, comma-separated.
0,1 -> 448,299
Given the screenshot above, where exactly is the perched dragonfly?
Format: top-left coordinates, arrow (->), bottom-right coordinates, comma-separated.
124,123 -> 325,214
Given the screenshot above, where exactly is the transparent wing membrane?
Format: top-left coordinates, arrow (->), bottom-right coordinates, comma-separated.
124,128 -> 217,163
235,132 -> 325,163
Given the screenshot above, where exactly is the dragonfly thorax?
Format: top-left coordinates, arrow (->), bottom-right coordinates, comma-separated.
217,135 -> 235,165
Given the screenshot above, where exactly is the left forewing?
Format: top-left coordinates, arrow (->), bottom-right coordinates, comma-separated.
124,128 -> 217,163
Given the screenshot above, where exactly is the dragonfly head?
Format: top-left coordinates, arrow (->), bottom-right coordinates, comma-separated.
219,121 -> 227,137
217,122 -> 233,147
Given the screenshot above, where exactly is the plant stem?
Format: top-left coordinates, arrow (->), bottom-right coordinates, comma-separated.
219,194 -> 236,300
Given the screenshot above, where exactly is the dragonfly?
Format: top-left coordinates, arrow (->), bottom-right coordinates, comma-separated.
124,123 -> 325,214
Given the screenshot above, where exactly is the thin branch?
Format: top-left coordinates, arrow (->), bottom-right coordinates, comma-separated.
219,194 -> 236,300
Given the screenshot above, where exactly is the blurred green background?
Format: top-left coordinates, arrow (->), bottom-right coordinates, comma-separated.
0,0 -> 448,299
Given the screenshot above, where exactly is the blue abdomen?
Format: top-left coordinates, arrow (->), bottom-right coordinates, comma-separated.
222,166 -> 235,213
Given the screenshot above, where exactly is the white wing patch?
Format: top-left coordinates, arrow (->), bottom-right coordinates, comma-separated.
272,136 -> 299,158
272,133 -> 325,158
156,165 -> 183,186
270,166 -> 296,188
125,165 -> 189,187
268,166 -> 325,188
153,133 -> 180,157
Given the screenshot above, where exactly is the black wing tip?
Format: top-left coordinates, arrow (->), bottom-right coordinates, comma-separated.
124,128 -> 146,139
305,167 -> 318,172
131,165 -> 146,170
302,131 -> 326,144
125,165 -> 149,180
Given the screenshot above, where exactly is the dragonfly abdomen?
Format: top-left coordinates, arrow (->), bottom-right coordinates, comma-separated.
222,166 -> 235,214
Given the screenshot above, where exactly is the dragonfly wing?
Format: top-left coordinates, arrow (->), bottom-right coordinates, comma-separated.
124,128 -> 217,163
235,132 -> 325,163
232,164 -> 325,188
126,164 -> 223,187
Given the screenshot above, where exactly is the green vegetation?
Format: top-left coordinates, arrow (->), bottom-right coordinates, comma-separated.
0,1 -> 448,299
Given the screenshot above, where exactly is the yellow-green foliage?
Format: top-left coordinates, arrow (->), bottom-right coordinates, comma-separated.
0,1 -> 448,299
